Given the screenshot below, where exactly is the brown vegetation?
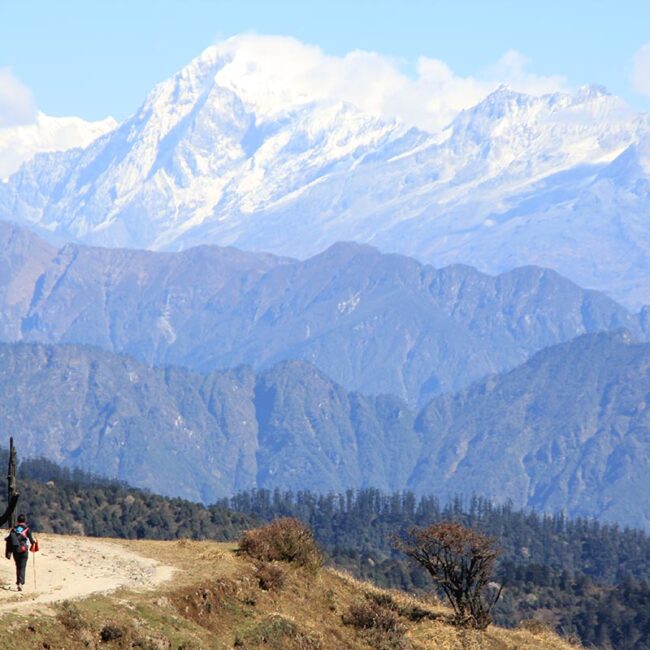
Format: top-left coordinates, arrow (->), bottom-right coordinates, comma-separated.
255,562 -> 286,591
396,522 -> 501,629
233,613 -> 322,649
56,601 -> 87,632
239,517 -> 323,570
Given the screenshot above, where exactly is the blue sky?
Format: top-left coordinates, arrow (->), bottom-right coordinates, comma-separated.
2,0 -> 650,121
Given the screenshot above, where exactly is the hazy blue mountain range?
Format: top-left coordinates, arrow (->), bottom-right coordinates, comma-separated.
1,40 -> 650,306
1,330 -> 649,529
0,341 -> 417,502
0,221 -> 647,405
412,329 -> 650,529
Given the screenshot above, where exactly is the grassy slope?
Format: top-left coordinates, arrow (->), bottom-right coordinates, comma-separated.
0,538 -> 580,650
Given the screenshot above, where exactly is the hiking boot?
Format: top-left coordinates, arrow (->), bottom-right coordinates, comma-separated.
16,584 -> 21,591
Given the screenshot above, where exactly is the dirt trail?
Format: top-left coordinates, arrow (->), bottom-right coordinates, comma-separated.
0,533 -> 175,614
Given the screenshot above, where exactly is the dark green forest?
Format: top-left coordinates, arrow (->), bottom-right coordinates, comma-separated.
7,453 -> 650,649
10,454 -> 252,540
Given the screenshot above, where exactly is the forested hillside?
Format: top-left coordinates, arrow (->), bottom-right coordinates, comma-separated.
1,329 -> 650,529
9,454 -> 252,540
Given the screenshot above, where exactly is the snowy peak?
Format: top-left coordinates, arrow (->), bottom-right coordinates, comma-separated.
1,42 -> 411,248
572,83 -> 611,102
0,112 -> 117,179
187,36 -> 342,119
442,83 -> 640,181
462,85 -> 535,120
451,83 -> 632,141
143,37 -> 358,125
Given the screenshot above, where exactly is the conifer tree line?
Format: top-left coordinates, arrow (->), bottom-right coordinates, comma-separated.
4,452 -> 252,540
222,488 -> 650,585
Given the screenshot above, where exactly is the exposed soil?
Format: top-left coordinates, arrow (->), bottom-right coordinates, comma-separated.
0,532 -> 174,614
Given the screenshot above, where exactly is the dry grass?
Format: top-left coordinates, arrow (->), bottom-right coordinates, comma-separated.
56,600 -> 87,632
343,599 -> 409,650
0,534 -> 582,650
233,613 -> 322,649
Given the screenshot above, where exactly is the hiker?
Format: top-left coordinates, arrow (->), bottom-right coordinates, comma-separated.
5,514 -> 37,591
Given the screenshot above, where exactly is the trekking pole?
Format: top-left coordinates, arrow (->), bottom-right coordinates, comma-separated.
32,551 -> 36,590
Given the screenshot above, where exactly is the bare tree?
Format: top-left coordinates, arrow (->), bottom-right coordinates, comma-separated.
395,522 -> 501,629
2,437 -> 19,527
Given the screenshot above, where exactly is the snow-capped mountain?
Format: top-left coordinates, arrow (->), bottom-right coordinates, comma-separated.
2,40 -> 650,307
0,112 -> 117,179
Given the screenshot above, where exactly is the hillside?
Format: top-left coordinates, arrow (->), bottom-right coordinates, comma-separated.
0,341 -> 420,500
1,329 -> 650,528
412,329 -> 650,527
1,37 -> 650,306
12,456 -> 253,541
0,221 -> 646,405
0,534 -> 579,650
6,452 -> 649,648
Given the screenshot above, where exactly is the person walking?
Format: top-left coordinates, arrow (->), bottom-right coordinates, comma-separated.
5,514 -> 37,591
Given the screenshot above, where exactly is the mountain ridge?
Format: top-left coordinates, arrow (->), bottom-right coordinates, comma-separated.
0,220 -> 646,405
1,39 -> 649,305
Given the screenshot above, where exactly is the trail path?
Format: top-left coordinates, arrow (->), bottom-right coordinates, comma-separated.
0,533 -> 174,614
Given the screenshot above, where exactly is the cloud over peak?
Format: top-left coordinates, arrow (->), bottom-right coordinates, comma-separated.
632,43 -> 650,97
202,34 -> 570,132
0,68 -> 37,128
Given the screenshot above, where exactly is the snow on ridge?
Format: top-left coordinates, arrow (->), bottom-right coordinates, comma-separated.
0,112 -> 117,180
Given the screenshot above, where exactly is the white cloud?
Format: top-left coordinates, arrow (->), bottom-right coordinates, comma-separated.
208,35 -> 570,133
484,50 -> 568,96
632,43 -> 650,97
0,68 -> 36,128
0,68 -> 116,178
